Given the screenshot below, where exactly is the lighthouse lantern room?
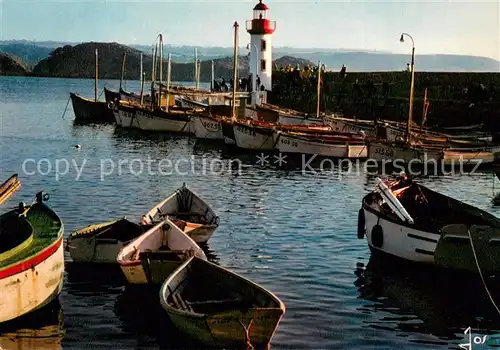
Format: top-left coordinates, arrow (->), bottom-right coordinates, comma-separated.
246,0 -> 275,104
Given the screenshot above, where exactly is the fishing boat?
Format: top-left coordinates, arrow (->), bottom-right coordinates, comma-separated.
70,92 -> 115,123
0,174 -> 21,205
66,217 -> 147,264
0,192 -> 64,323
367,140 -> 442,164
116,219 -> 206,284
141,184 -> 219,244
159,256 -> 286,348
359,175 -> 500,273
192,113 -> 224,140
232,119 -> 276,150
115,102 -> 198,133
70,49 -> 115,123
275,130 -> 368,158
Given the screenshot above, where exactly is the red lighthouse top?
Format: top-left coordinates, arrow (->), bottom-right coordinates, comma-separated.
246,0 -> 276,35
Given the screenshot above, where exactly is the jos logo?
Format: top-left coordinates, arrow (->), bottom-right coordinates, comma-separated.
459,327 -> 488,350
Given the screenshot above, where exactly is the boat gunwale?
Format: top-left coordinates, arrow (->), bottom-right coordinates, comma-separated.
160,256 -> 286,319
0,202 -> 64,279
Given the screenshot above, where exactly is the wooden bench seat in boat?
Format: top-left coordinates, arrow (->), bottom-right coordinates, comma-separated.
139,250 -> 184,261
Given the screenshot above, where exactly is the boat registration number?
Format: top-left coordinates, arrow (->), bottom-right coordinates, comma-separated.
201,120 -> 220,130
374,147 -> 394,158
281,138 -> 298,147
235,125 -> 256,137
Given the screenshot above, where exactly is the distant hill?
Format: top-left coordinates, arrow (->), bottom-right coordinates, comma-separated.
0,53 -> 28,76
2,40 -> 499,73
0,43 -> 53,68
32,42 -> 313,81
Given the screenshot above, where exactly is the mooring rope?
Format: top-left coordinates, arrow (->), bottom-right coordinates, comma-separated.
467,227 -> 500,316
61,95 -> 71,119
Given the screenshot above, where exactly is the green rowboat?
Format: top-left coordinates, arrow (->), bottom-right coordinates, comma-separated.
0,192 -> 64,324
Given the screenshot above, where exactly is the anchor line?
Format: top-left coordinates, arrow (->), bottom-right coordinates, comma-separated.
467,228 -> 500,316
61,95 -> 71,119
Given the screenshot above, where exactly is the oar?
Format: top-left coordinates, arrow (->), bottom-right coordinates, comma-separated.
0,175 -> 21,205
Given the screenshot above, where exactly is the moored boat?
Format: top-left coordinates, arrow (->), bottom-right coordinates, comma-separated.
66,217 -> 147,264
192,113 -> 224,140
359,175 -> 500,273
70,92 -> 115,123
233,120 -> 276,150
275,130 -> 368,158
0,192 -> 64,323
159,256 -> 286,349
141,183 -> 219,244
116,219 -> 206,284
115,102 -> 197,133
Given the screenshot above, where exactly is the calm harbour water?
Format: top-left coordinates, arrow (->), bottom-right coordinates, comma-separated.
1,76 -> 500,349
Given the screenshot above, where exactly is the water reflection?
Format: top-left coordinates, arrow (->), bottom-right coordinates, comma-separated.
0,300 -> 64,350
354,253 -> 500,346
114,285 -> 200,349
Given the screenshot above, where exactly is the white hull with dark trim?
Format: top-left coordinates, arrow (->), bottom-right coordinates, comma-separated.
192,115 -> 224,140
133,111 -> 194,134
233,123 -> 275,150
275,132 -> 368,158
363,208 -> 437,263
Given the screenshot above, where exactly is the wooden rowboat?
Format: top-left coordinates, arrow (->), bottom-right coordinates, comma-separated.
160,256 -> 286,349
359,176 -> 500,273
142,184 -> 219,244
70,92 -> 115,123
0,174 -> 21,205
66,217 -> 146,264
0,192 -> 64,323
116,219 -> 206,284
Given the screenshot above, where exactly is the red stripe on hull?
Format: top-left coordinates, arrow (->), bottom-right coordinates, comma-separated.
0,236 -> 63,280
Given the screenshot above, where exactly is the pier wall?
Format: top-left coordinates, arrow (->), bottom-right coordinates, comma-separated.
269,71 -> 500,129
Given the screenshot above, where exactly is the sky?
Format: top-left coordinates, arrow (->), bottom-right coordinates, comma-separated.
1,0 -> 499,60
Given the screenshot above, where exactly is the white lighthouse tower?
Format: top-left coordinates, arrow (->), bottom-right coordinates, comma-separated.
246,0 -> 276,105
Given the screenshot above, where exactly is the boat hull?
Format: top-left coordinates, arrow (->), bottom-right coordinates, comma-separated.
117,104 -> 194,133
233,123 -> 275,150
193,115 -> 224,140
67,237 -> 129,264
363,207 -> 438,264
70,93 -> 114,123
368,142 -> 442,164
167,308 -> 284,348
276,132 -> 367,158
0,239 -> 64,323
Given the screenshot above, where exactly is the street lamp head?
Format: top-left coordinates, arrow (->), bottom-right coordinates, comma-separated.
400,34 -> 405,43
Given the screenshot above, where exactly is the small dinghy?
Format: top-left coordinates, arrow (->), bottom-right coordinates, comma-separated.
142,184 -> 219,244
359,175 -> 500,273
117,219 -> 206,284
0,192 -> 64,323
160,256 -> 286,349
66,217 -> 146,264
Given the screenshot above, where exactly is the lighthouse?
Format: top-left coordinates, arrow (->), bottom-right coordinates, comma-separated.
246,0 -> 276,105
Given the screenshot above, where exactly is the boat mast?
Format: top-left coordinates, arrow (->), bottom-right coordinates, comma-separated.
211,60 -> 215,92
231,22 -> 239,121
139,52 -> 143,84
194,48 -> 198,88
94,48 -> 98,102
316,60 -> 321,119
159,34 -> 163,85
151,43 -> 157,108
120,52 -> 126,92
196,59 -> 201,89
166,53 -> 172,112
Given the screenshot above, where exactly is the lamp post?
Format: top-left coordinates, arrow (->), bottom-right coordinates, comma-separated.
400,32 -> 415,143
246,43 -> 259,104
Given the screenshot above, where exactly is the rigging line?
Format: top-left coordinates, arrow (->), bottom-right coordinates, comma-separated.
467,227 -> 500,316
